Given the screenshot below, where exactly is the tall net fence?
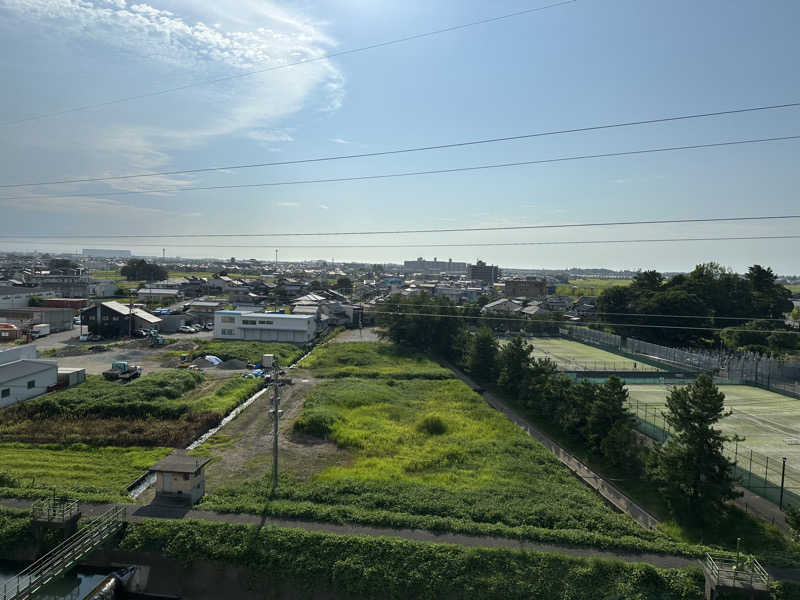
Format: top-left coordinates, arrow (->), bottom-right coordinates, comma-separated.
627,399 -> 800,511
568,326 -> 800,399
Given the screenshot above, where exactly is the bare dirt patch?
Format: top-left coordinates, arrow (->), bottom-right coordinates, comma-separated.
201,369 -> 352,489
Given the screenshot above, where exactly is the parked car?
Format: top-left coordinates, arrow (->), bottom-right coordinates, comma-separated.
204,323 -> 214,330
133,329 -> 148,338
177,325 -> 195,333
88,334 -> 103,341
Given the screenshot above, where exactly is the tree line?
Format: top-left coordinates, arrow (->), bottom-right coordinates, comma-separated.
596,263 -> 796,353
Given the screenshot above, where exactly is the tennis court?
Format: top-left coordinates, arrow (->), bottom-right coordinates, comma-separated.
506,336 -> 663,372
627,384 -> 800,506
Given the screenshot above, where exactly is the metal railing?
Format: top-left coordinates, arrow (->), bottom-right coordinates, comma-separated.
1,505 -> 126,600
31,497 -> 79,523
704,552 -> 769,588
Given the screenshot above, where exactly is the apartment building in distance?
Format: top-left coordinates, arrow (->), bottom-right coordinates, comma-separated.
504,277 -> 547,298
468,260 -> 501,284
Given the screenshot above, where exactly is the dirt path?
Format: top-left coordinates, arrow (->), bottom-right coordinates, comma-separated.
438,359 -> 661,530
201,369 -> 350,489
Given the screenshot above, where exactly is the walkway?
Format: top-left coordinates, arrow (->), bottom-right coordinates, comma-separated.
439,359 -> 660,530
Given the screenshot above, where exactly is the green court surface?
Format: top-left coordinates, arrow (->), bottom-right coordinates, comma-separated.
503,337 -> 663,372
627,384 -> 800,504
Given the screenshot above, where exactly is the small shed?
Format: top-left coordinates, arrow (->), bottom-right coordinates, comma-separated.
149,450 -> 211,506
57,367 -> 86,389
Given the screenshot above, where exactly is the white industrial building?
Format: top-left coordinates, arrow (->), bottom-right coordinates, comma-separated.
0,359 -> 58,408
214,310 -> 317,344
0,286 -> 59,309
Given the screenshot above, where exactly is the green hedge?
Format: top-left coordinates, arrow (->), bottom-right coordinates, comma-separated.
119,519 -> 706,600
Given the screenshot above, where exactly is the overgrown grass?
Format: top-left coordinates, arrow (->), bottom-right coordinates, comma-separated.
202,378 -> 695,555
193,340 -> 304,366
304,342 -> 452,379
0,507 -> 32,557
120,519 -> 707,600
0,443 -> 169,502
0,373 -> 263,447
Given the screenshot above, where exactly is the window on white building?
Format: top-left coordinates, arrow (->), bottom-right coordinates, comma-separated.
1,389 -> 9,398
27,380 -> 35,389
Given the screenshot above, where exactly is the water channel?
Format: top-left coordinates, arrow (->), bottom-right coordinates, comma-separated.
0,561 -> 108,600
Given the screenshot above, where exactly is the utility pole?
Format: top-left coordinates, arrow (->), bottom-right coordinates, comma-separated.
270,362 -> 282,490
128,290 -> 133,338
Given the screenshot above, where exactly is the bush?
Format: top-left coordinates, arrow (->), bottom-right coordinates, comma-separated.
294,406 -> 343,439
417,414 -> 447,435
119,519 -> 706,600
0,471 -> 18,487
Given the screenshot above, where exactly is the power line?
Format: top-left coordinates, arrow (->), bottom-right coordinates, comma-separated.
5,234 -> 800,249
1,214 -> 798,239
362,309 -> 800,335
4,100 -> 799,189
0,0 -> 576,127
3,134 -> 798,201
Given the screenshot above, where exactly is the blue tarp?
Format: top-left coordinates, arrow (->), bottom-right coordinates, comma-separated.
204,355 -> 222,365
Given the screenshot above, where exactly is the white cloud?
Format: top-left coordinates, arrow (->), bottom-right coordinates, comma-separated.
330,138 -> 351,145
2,0 -> 344,190
318,203 -> 329,210
276,201 -> 299,207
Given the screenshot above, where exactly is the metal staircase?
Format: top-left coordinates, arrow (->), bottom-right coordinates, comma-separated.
1,505 -> 126,600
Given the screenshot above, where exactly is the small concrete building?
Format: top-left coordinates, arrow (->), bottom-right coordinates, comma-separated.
0,323 -> 21,341
57,367 -> 86,389
0,359 -> 58,408
0,307 -> 74,333
137,288 -> 183,303
150,450 -> 211,506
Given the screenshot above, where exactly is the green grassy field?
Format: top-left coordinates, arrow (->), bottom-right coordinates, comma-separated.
0,443 -> 169,502
200,344 -> 692,554
627,384 -> 800,506
556,278 -> 632,297
500,337 -> 662,372
0,372 -> 262,447
303,342 -> 453,379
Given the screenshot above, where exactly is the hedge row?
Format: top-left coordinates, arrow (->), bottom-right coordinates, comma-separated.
120,519 -> 706,600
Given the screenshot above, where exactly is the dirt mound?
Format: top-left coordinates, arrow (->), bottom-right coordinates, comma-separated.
169,340 -> 197,351
219,359 -> 247,370
192,357 -> 214,369
161,357 -> 181,368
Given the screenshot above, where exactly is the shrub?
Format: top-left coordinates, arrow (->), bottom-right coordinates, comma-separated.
294,407 -> 343,439
0,471 -> 18,487
417,414 -> 447,435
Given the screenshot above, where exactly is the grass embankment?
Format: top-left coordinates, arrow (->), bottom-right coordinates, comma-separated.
0,444 -> 169,503
202,366 -> 693,555
0,371 -> 262,447
192,341 -> 304,366
555,278 -> 632,297
120,519 -> 707,600
303,342 -> 452,379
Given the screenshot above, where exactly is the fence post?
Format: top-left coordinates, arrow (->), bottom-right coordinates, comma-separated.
779,457 -> 787,510
734,441 -> 738,467
765,456 -> 769,491
748,450 -> 753,487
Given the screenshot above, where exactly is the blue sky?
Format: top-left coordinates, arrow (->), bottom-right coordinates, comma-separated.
0,0 -> 798,272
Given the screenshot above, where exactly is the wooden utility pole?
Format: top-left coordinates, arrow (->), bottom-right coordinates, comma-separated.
271,363 -> 281,490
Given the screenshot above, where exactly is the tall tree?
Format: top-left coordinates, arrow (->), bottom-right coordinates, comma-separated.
654,374 -> 740,525
584,376 -> 637,468
467,327 -> 499,383
497,336 -> 532,398
120,259 -> 167,282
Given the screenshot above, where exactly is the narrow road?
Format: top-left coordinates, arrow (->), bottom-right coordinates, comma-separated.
439,359 -> 660,530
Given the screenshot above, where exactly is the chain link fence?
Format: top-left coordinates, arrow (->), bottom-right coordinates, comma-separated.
627,398 -> 800,512
568,326 -> 800,399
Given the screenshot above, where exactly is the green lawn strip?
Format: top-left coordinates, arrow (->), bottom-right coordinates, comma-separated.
0,443 -> 170,503
304,342 -> 452,379
192,340 -> 304,366
201,377 -> 698,556
119,519 -> 706,600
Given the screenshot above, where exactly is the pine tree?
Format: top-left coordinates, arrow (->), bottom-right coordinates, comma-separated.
655,373 -> 741,525
584,376 -> 637,468
467,327 -> 498,383
497,336 -> 532,398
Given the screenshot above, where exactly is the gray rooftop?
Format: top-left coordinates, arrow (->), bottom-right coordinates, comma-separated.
0,359 -> 57,382
150,449 -> 212,474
